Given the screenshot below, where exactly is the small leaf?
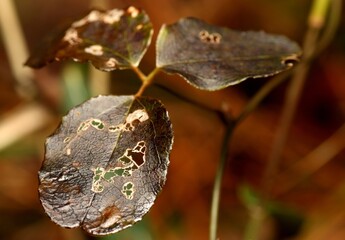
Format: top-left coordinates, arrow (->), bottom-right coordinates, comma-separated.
38,95 -> 173,235
26,6 -> 153,71
156,17 -> 301,90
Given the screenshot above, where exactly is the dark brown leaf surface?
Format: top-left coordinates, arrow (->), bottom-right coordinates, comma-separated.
26,6 -> 153,71
156,17 -> 302,90
38,95 -> 173,235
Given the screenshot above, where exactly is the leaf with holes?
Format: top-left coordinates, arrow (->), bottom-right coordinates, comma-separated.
156,17 -> 302,90
38,95 -> 173,235
26,6 -> 153,71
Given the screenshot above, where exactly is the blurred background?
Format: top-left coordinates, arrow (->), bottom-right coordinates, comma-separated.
0,0 -> 345,239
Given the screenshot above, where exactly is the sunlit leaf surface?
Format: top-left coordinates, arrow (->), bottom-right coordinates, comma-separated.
156,17 -> 301,90
26,6 -> 153,71
38,95 -> 173,235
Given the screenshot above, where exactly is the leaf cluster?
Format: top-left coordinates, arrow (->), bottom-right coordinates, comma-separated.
26,6 -> 301,236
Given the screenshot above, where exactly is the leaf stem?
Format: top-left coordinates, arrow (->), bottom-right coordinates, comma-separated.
209,121 -> 235,240
131,65 -> 148,83
135,67 -> 161,97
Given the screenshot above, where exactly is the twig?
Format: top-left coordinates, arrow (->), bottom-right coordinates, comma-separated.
135,68 -> 161,97
240,0 -> 339,239
261,0 -> 332,196
131,65 -> 150,83
155,84 -> 221,114
209,122 -> 235,240
235,71 -> 292,125
272,0 -> 343,196
275,122 -> 345,196
314,0 -> 342,55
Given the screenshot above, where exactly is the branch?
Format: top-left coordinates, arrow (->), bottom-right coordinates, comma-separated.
261,0 -> 333,196
275,122 -> 345,196
209,122 -> 235,240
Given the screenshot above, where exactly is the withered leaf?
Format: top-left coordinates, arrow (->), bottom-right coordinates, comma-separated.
26,6 -> 153,71
38,95 -> 173,235
156,17 -> 301,90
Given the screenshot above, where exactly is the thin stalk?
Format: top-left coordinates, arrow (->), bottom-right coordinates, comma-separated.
315,0 -> 342,55
155,84 -> 219,113
308,0 -> 330,28
240,0 -> 337,238
261,0 -> 331,196
131,65 -> 149,83
135,68 -> 161,97
261,56 -> 312,195
209,122 -> 235,240
272,0 -> 343,196
275,122 -> 345,196
235,71 -> 292,125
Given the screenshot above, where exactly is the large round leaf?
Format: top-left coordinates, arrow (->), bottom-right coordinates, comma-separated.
26,6 -> 153,71
38,95 -> 173,235
156,17 -> 301,90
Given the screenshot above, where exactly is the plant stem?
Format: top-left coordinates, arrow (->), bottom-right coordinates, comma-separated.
309,0 -> 330,28
208,57 -> 296,240
261,0 -> 331,197
315,0 -> 342,55
238,0 -> 338,238
131,65 -> 148,83
276,122 -> 345,196
235,71 -> 292,125
261,58 -> 311,195
135,68 -> 161,97
272,0 -> 342,197
209,122 -> 235,240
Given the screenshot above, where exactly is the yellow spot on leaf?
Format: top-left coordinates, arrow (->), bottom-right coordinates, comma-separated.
127,6 -> 139,18
63,28 -> 81,45
199,30 -> 222,44
84,45 -> 103,56
104,9 -> 124,24
105,58 -> 118,68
